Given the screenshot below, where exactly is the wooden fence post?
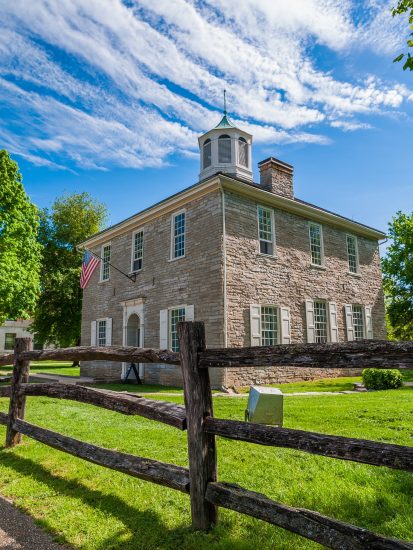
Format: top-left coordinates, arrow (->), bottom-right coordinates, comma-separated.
178,321 -> 217,530
6,338 -> 31,448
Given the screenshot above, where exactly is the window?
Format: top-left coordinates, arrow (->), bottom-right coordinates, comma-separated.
313,301 -> 328,343
309,223 -> 324,266
238,137 -> 248,167
250,305 -> 291,346
132,230 -> 144,272
169,307 -> 186,352
261,306 -> 278,345
345,304 -> 372,341
218,134 -> 231,163
4,333 -> 16,350
352,305 -> 365,340
346,234 -> 359,274
257,206 -> 275,255
97,319 -> 107,347
91,318 -> 112,346
160,306 -> 194,350
306,300 -> 338,343
203,139 -> 212,168
171,211 -> 185,259
101,244 -> 111,281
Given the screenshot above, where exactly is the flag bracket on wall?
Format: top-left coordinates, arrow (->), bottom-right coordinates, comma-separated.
79,248 -> 136,289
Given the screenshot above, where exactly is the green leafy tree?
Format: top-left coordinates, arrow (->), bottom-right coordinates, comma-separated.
31,193 -> 107,348
392,0 -> 413,70
0,150 -> 41,324
382,211 -> 413,339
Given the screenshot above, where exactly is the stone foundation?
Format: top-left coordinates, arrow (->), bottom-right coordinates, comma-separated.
80,361 -> 122,382
225,366 -> 363,388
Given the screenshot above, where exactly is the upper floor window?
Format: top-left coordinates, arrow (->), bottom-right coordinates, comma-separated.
132,229 -> 144,272
203,139 -> 212,169
238,137 -> 248,167
100,244 -> 111,281
257,206 -> 275,255
171,211 -> 186,259
218,134 -> 231,163
309,222 -> 324,266
346,234 -> 359,274
4,333 -> 16,350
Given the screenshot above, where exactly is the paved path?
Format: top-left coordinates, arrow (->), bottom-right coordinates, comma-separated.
28,373 -> 94,385
137,390 -> 363,397
0,496 -> 67,549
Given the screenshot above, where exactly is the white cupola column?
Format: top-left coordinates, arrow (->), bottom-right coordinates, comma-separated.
198,113 -> 253,182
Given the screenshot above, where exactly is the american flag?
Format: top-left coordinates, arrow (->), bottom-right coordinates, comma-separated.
80,250 -> 100,289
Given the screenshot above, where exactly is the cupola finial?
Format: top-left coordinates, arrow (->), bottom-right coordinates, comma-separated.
223,88 -> 227,115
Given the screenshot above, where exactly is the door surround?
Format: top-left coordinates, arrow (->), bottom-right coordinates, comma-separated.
120,298 -> 145,380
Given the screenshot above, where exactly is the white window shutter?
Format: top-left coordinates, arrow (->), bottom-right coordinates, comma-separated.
250,305 -> 261,346
280,307 -> 291,344
91,321 -> 97,346
160,309 -> 168,348
364,306 -> 373,339
328,303 -> 339,343
344,304 -> 354,341
185,305 -> 194,321
106,318 -> 112,346
305,300 -> 315,343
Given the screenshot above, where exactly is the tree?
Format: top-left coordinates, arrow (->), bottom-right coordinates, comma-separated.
0,150 -> 42,324
31,193 -> 107,348
382,211 -> 413,339
392,0 -> 413,71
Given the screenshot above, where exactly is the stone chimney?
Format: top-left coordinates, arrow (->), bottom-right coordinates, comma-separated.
258,157 -> 294,199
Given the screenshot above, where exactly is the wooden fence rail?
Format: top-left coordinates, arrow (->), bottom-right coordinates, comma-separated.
0,325 -> 412,549
204,417 -> 413,471
198,340 -> 413,369
0,384 -> 186,429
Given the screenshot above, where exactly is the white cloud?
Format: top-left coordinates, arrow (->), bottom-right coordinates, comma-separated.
0,0 -> 411,170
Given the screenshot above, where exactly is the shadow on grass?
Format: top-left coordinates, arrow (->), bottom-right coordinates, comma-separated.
1,447 -> 412,549
0,450 -> 257,550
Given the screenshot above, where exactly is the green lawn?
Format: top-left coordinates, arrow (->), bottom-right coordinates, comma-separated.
2,362 -> 412,394
0,384 -> 412,549
0,361 -> 80,377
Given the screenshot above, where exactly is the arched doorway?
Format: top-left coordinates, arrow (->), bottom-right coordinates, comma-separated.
126,313 -> 140,347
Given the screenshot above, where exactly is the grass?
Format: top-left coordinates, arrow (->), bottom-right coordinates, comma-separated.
1,362 -> 412,394
0,361 -> 80,377
0,383 -> 412,549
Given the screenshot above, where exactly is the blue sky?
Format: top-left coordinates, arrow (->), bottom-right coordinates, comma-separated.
1,0 -> 412,236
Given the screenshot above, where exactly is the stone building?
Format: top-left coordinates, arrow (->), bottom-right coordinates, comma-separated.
79,113 -> 386,387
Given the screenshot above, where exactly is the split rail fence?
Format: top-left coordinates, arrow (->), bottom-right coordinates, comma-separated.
0,322 -> 413,549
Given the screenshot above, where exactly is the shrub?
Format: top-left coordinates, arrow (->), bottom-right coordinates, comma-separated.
362,368 -> 403,390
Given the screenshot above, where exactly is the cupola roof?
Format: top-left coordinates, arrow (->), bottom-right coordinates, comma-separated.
214,113 -> 236,129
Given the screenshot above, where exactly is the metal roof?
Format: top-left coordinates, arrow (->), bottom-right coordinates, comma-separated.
214,114 -> 237,129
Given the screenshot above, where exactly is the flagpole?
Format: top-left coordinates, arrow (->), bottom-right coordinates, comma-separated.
80,248 -> 136,283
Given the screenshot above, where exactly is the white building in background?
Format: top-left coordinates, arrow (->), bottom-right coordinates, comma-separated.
0,319 -> 33,353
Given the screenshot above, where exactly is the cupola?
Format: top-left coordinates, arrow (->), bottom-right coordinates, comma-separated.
198,107 -> 253,182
